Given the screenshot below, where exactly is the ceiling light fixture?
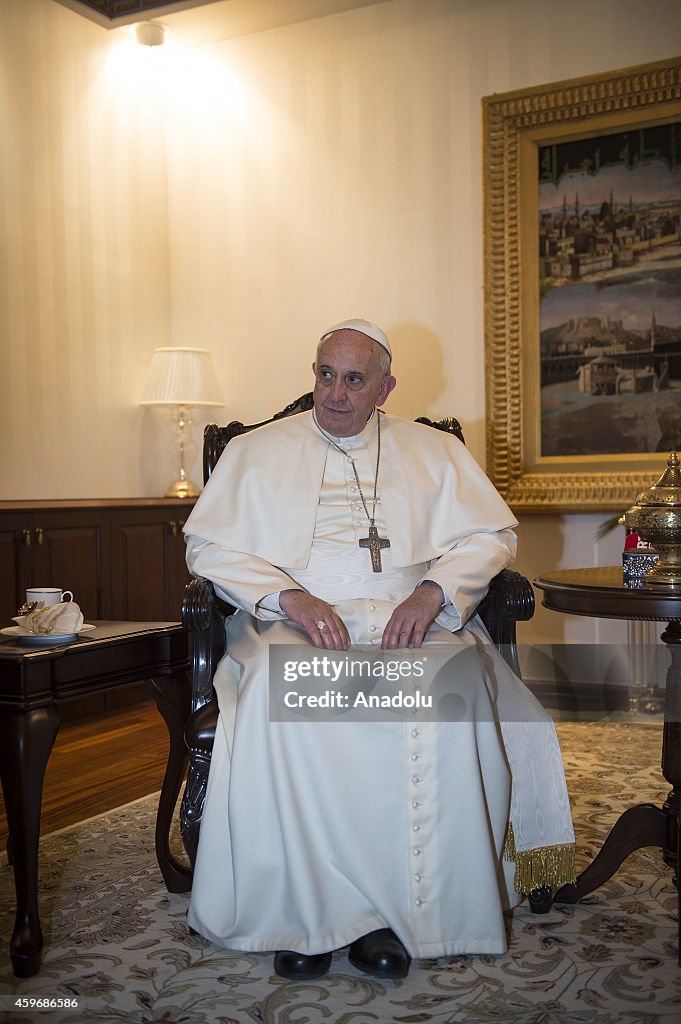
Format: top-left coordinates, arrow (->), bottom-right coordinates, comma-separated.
134,21 -> 167,46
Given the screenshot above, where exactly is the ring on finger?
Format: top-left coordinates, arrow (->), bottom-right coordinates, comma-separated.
316,620 -> 327,631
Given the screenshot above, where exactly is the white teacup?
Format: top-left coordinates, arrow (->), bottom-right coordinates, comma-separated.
26,587 -> 74,607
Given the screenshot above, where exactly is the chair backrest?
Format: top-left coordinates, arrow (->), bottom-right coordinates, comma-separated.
203,392 -> 465,483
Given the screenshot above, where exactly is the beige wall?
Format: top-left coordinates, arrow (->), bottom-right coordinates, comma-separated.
2,0 -> 680,643
1,0 -> 171,498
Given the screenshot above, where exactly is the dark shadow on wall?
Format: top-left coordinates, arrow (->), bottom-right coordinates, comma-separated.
386,322 -> 447,418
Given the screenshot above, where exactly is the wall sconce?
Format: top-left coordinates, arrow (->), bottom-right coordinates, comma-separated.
140,347 -> 224,498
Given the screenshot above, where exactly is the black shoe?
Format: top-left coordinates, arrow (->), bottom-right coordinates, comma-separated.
348,928 -> 411,980
273,949 -> 332,980
528,885 -> 553,914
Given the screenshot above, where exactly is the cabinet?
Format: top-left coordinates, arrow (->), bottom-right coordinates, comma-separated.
109,508 -> 190,621
0,499 -> 194,624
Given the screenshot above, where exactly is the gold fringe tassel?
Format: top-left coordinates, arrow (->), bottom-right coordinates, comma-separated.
503,822 -> 576,894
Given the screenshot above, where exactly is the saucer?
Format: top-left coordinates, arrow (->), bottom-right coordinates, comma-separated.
1,624 -> 96,646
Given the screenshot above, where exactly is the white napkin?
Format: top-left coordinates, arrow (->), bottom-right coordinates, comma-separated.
23,601 -> 84,635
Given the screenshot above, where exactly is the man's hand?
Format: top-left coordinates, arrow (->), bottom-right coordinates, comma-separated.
279,590 -> 350,650
381,581 -> 444,649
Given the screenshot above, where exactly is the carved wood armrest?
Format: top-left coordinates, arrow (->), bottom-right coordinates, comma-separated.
488,568 -> 535,622
181,577 -> 216,631
181,577 -> 233,711
477,569 -> 535,678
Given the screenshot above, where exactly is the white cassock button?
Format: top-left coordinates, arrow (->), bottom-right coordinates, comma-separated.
414,873 -> 422,882
412,800 -> 421,809
413,824 -> 421,832
411,776 -> 422,785
413,847 -> 422,856
411,729 -> 420,737
370,625 -> 377,632
371,638 -> 379,645
410,754 -> 420,761
369,604 -> 376,612
415,898 -> 425,907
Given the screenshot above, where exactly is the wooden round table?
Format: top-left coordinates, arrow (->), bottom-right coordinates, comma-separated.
534,567 -> 681,964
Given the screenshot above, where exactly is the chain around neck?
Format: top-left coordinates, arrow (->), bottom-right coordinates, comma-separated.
312,408 -> 382,527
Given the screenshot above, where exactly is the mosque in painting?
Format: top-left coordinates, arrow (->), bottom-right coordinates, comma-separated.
540,311 -> 681,394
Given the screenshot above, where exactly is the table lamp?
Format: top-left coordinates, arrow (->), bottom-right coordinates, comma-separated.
140,347 -> 224,498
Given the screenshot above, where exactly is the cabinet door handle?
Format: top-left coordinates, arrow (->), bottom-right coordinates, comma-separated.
169,520 -> 177,537
35,527 -> 44,545
178,519 -> 186,531
22,528 -> 32,547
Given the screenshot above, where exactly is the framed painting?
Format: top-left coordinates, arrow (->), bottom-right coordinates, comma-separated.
483,57 -> 681,512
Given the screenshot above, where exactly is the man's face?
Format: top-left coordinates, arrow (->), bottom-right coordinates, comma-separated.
312,329 -> 396,437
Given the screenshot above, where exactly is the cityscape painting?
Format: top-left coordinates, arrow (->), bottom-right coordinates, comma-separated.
539,122 -> 681,458
484,58 -> 681,511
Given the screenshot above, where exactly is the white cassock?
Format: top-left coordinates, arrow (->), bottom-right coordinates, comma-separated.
183,410 -> 575,958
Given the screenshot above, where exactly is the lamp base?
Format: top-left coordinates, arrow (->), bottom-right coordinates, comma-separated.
165,477 -> 200,499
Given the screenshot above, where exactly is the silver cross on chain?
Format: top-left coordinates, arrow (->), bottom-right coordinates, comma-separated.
359,524 -> 391,572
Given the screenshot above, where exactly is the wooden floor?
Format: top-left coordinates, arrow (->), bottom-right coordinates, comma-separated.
0,699 -> 169,849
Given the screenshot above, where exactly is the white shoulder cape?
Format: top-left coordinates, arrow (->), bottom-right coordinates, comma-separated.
184,411 -> 517,568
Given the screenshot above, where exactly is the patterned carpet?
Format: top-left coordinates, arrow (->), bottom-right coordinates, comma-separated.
0,722 -> 679,1024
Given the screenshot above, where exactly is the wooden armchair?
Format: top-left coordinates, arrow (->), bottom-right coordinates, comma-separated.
177,393 -> 535,874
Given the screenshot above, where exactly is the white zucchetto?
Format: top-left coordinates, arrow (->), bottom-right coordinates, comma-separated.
319,318 -> 392,357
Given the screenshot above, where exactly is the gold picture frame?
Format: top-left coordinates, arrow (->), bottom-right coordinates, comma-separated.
483,57 -> 681,513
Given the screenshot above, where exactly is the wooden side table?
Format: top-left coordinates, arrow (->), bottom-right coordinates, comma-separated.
534,567 -> 681,964
0,622 -> 190,978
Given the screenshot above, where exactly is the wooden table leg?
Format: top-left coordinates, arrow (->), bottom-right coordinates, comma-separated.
554,803 -> 667,902
146,672 -> 193,894
661,621 -> 681,965
0,704 -> 59,977
555,619 -> 681,965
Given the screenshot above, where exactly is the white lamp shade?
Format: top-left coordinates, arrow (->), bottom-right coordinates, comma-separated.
140,347 -> 224,407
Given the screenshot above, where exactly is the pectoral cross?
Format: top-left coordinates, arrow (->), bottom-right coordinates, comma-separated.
359,525 -> 391,573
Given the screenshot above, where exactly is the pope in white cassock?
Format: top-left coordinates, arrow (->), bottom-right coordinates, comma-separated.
182,319 -> 575,982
